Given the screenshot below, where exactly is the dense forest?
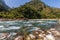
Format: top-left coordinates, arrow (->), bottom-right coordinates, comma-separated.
0,0 -> 60,19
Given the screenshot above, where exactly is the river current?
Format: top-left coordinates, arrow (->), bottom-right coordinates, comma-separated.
0,19 -> 58,33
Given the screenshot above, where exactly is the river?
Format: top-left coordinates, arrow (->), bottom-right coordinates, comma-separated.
0,19 -> 58,33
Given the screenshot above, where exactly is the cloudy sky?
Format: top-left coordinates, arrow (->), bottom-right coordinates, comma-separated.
4,0 -> 60,8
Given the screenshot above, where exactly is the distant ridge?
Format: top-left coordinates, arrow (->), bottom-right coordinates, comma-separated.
0,0 -> 9,11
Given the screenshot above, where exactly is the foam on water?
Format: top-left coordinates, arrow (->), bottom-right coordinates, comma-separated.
0,26 -> 20,31
0,25 -> 4,28
0,20 -> 58,32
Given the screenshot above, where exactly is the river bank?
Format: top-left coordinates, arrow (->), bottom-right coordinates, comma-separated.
0,28 -> 60,40
0,18 -> 59,21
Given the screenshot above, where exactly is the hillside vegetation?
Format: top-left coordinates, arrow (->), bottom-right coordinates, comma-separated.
0,0 -> 60,19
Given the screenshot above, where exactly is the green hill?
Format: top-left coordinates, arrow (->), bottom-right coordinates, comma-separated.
14,0 -> 59,19
0,0 -> 60,19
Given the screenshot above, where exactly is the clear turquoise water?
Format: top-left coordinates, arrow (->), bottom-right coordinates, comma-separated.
0,20 -> 58,32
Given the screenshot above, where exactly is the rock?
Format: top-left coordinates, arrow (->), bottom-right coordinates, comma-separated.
49,28 -> 60,37
44,34 -> 55,40
0,33 -> 9,40
38,33 -> 45,40
25,36 -> 31,40
14,36 -> 23,40
29,34 -> 36,40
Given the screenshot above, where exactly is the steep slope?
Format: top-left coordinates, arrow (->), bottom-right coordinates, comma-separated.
0,0 -> 9,11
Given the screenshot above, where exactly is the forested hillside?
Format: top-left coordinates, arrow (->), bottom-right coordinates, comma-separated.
0,0 -> 60,19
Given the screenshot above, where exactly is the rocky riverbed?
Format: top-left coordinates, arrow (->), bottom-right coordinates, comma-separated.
0,28 -> 60,40
0,19 -> 59,40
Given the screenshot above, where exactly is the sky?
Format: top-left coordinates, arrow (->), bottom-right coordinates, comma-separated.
4,0 -> 60,8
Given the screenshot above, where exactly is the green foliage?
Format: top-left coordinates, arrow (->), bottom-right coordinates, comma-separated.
0,0 -> 60,19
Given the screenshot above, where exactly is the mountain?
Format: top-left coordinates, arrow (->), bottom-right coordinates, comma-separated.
0,0 -> 60,19
16,0 -> 60,19
16,0 -> 54,19
0,0 -> 9,11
